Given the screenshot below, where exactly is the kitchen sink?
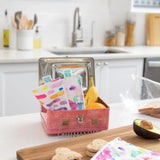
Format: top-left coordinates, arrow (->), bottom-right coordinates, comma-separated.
47,47 -> 128,55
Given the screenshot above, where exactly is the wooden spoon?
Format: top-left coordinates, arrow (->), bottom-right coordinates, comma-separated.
27,20 -> 33,30
11,16 -> 17,29
17,15 -> 28,29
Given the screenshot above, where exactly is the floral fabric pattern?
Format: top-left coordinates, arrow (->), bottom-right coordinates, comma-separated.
91,137 -> 160,160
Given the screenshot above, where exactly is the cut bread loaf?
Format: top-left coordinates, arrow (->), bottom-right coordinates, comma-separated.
138,101 -> 160,117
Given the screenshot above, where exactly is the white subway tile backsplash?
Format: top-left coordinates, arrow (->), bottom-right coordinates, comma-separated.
0,0 -> 110,48
0,0 -> 146,48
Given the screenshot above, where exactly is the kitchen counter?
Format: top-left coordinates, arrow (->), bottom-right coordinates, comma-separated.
1,102 -> 160,160
0,46 -> 160,63
0,48 -> 52,63
48,46 -> 160,60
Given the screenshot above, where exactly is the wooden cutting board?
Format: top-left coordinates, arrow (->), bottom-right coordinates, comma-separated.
16,125 -> 160,160
146,14 -> 160,46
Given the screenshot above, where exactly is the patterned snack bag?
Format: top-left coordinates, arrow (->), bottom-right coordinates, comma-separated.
32,78 -> 70,111
63,75 -> 85,110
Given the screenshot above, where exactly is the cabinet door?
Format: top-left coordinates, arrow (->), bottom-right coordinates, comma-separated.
95,61 -> 109,102
0,63 -> 40,116
95,61 -> 102,95
95,59 -> 144,104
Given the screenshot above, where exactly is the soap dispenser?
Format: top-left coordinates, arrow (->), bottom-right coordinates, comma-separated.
33,26 -> 41,49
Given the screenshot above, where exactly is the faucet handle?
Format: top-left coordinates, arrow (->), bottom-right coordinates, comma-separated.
90,21 -> 95,47
76,29 -> 83,42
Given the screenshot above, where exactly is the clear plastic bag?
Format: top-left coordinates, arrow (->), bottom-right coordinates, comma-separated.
120,75 -> 160,113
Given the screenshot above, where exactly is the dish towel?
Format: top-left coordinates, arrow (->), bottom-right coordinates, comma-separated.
91,137 -> 160,160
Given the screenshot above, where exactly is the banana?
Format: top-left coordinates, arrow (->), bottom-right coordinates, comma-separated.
84,76 -> 98,106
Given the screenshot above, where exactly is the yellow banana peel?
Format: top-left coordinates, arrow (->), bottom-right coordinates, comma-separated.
85,76 -> 98,106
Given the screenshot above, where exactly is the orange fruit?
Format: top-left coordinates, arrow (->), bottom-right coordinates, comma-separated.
86,103 -> 106,109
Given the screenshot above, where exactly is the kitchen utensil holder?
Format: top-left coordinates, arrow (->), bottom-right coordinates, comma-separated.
17,30 -> 33,50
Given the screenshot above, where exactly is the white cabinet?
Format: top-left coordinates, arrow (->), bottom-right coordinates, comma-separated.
95,58 -> 144,103
0,57 -> 144,115
0,62 -> 40,116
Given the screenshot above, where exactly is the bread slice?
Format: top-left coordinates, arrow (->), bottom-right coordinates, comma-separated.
138,101 -> 160,117
52,147 -> 82,160
138,108 -> 152,115
86,139 -> 107,153
150,113 -> 160,118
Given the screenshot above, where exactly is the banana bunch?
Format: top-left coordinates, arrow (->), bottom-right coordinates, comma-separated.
85,76 -> 98,106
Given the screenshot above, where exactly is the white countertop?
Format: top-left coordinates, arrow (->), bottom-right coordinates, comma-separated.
48,46 -> 160,60
0,48 -> 52,63
0,46 -> 160,63
1,102 -> 160,160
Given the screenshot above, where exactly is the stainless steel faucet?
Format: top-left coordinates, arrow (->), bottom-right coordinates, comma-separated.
72,7 -> 83,47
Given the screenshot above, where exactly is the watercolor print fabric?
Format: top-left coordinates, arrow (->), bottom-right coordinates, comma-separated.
92,137 -> 160,160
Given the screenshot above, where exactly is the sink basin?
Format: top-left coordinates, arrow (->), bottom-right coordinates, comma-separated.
47,47 -> 128,55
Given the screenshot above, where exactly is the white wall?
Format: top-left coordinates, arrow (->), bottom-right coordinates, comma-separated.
0,0 -> 111,48
0,0 -> 146,49
108,0 -> 146,45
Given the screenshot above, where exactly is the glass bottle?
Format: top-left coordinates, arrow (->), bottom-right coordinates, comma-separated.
105,30 -> 116,46
125,13 -> 136,46
115,25 -> 125,46
3,9 -> 9,48
33,26 -> 41,49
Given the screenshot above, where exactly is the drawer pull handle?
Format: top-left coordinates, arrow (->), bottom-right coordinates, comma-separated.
96,62 -> 101,66
148,61 -> 160,67
103,62 -> 108,65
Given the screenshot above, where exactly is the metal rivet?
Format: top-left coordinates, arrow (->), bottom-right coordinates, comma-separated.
62,119 -> 68,125
92,118 -> 98,124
